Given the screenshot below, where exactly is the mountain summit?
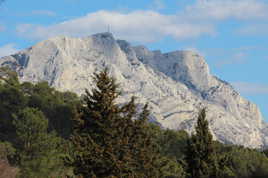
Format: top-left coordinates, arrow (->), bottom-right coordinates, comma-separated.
1,32 -> 267,148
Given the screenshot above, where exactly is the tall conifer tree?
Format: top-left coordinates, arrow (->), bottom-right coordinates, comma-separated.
68,68 -> 164,178
185,108 -> 218,178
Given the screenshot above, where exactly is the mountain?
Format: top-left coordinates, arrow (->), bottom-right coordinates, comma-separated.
1,32 -> 267,148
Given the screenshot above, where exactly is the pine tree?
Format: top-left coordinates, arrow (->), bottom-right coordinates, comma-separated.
185,108 -> 218,178
67,68 -> 164,178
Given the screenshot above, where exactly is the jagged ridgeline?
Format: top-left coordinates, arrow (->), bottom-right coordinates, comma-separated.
0,32 -> 267,148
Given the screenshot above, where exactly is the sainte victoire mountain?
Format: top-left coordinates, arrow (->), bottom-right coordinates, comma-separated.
1,32 -> 267,148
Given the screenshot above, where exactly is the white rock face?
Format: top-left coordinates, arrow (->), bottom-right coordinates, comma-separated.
1,32 -> 267,148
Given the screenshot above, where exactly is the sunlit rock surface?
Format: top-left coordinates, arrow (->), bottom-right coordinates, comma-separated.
1,32 -> 266,148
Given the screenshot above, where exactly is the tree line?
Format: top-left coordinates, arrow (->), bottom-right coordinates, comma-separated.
1,67 -> 268,178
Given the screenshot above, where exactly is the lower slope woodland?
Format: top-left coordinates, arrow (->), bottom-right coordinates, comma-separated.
1,67 -> 268,178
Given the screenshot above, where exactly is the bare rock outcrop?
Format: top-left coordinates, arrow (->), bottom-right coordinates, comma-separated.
1,32 -> 266,148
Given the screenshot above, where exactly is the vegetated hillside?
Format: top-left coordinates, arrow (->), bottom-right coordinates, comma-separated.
1,68 -> 268,178
0,32 -> 267,148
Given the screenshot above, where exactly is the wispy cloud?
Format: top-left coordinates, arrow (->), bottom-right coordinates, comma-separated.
16,10 -> 215,43
31,10 -> 56,17
0,44 -> 19,57
232,82 -> 268,95
183,0 -> 268,20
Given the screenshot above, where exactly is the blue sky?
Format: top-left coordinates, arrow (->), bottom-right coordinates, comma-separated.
0,0 -> 268,120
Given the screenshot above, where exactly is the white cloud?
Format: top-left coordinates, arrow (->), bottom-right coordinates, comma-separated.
31,10 -> 56,16
15,0 -> 268,42
183,0 -> 268,20
16,10 -> 215,43
0,44 -> 19,57
232,82 -> 268,95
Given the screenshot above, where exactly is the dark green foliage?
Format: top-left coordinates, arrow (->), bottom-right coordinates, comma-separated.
0,67 -> 19,85
68,69 -> 167,178
25,81 -> 79,138
0,142 -> 15,162
0,68 -> 27,142
153,125 -> 189,159
216,145 -> 268,178
263,148 -> 268,157
1,67 -> 268,178
0,67 -> 79,176
19,81 -> 76,138
0,67 -> 79,142
13,107 -> 65,177
185,108 -> 218,178
156,156 -> 186,178
149,124 -> 188,178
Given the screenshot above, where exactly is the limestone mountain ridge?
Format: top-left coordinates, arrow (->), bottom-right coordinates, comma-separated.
1,32 -> 267,148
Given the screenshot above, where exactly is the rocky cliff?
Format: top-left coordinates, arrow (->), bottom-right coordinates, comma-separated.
1,32 -> 267,148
